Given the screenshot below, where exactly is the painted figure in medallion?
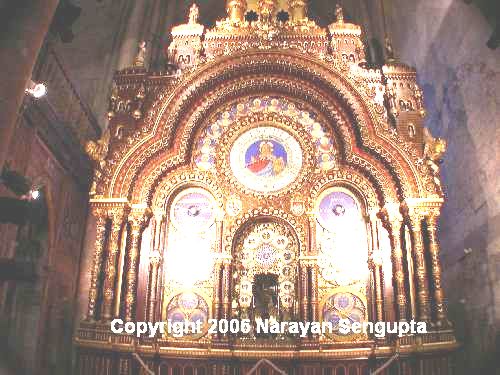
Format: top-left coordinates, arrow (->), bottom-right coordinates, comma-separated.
246,140 -> 286,177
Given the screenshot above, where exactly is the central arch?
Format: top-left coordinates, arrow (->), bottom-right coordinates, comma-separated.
105,50 -> 423,203
231,217 -> 301,336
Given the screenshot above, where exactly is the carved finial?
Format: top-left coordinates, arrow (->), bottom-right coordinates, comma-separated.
133,41 -> 146,67
258,0 -> 277,23
288,0 -> 307,22
335,3 -> 344,23
188,3 -> 199,24
227,0 -> 247,23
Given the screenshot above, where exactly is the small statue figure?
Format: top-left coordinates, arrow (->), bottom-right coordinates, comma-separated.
422,127 -> 447,194
133,41 -> 146,67
335,3 -> 344,23
85,128 -> 111,167
85,128 -> 111,197
385,85 -> 399,118
188,3 -> 199,24
385,36 -> 395,61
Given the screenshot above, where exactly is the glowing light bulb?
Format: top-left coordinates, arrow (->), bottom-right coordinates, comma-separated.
25,81 -> 47,99
30,190 -> 40,200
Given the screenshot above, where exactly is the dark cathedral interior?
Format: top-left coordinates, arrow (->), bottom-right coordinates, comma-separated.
0,0 -> 499,374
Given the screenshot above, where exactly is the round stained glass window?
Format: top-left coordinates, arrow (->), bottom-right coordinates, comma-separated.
171,188 -> 215,231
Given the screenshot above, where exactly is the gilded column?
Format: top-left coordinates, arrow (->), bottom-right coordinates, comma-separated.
368,212 -> 384,322
310,264 -> 319,323
300,262 -> 309,321
222,261 -> 231,320
384,205 -> 407,322
307,213 -> 317,255
147,249 -> 162,322
87,208 -> 107,320
102,206 -> 128,321
409,211 -> 431,323
124,207 -> 150,321
427,210 -> 448,326
213,261 -> 223,322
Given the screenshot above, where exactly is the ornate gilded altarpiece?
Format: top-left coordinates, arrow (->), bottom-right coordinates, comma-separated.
77,1 -> 457,374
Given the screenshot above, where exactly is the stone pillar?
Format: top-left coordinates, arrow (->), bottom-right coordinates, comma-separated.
426,211 -> 448,327
86,208 -> 108,320
409,212 -> 431,323
0,0 -> 60,171
102,207 -> 128,321
124,208 -> 150,321
385,205 -> 408,322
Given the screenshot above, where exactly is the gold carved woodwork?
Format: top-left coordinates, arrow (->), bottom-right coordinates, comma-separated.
87,210 -> 107,320
408,209 -> 431,323
383,204 -> 408,322
288,0 -> 307,22
77,0 -> 456,362
102,206 -> 129,320
227,0 -> 247,23
426,211 -> 449,327
124,207 -> 151,321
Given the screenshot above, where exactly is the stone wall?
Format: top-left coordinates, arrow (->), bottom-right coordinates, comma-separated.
0,118 -> 90,375
388,0 -> 500,372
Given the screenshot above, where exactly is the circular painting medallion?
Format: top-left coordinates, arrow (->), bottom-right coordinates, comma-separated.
229,126 -> 303,194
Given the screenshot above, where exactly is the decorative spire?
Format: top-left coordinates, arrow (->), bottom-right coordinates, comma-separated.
188,3 -> 199,24
227,0 -> 247,23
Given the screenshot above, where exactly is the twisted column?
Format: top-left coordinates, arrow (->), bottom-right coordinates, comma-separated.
102,207 -> 128,321
426,212 -> 448,327
384,205 -> 408,322
409,212 -> 431,323
86,208 -> 107,320
124,208 -> 150,321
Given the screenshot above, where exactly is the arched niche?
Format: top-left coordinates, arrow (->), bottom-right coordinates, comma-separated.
230,218 -> 300,335
314,186 -> 370,341
160,186 -> 217,335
